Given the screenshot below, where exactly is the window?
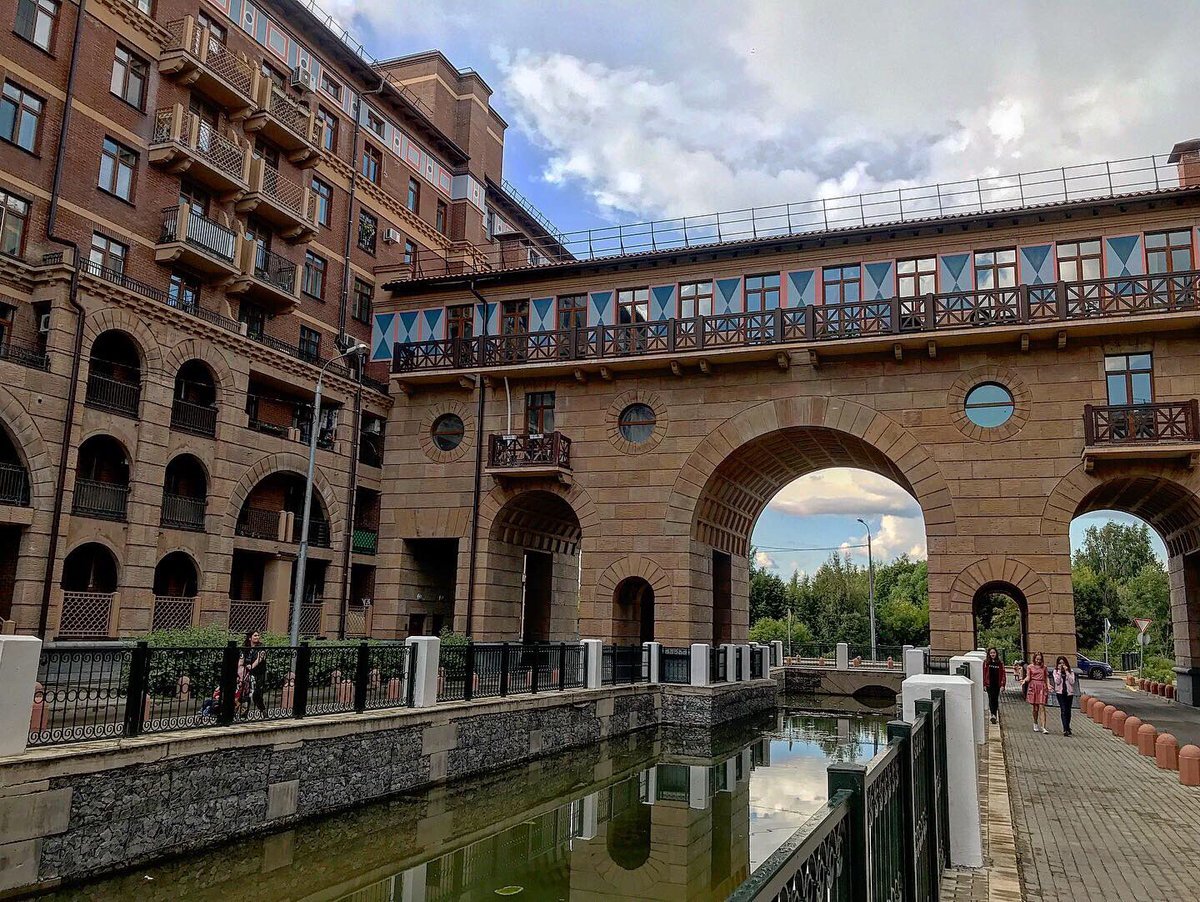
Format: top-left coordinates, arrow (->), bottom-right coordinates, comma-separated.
366,109 -> 385,137
88,233 -> 128,275
1145,230 -> 1193,274
261,63 -> 287,91
406,177 -> 420,213
678,280 -> 713,318
302,251 -> 326,300
557,294 -> 587,330
298,326 -> 320,362
319,72 -> 341,102
897,257 -> 937,297
436,200 -> 447,234
617,287 -> 649,324
1056,239 -> 1101,283
239,301 -> 265,339
964,383 -> 1015,428
14,0 -> 58,51
974,248 -> 1017,290
403,239 -> 417,265
1105,353 -> 1153,406
129,0 -> 152,14
0,81 -> 42,152
196,10 -> 225,42
317,107 -> 338,153
361,144 -> 381,184
352,278 -> 373,323
822,265 -> 860,304
168,271 -> 200,312
357,209 -> 377,254
431,414 -> 464,451
110,45 -> 147,109
0,190 -> 30,257
618,404 -> 656,444
253,139 -> 280,169
745,272 -> 781,312
179,180 -> 211,215
311,177 -> 332,227
525,391 -> 555,435
447,303 -> 473,340
98,137 -> 137,201
501,299 -> 529,334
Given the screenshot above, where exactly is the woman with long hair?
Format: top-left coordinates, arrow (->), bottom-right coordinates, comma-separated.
982,647 -> 1006,724
1051,655 -> 1077,736
239,630 -> 268,718
1022,652 -> 1050,733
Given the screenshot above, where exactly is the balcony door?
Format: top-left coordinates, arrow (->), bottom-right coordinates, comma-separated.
1104,353 -> 1154,441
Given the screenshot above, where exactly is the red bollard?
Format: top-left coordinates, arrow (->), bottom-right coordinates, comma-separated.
1124,716 -> 1143,744
1167,684 -> 1176,700
1139,678 -> 1148,691
1137,723 -> 1158,756
1180,745 -> 1200,786
1080,694 -> 1092,711
1110,710 -> 1127,737
1157,733 -> 1180,770
1102,704 -> 1117,728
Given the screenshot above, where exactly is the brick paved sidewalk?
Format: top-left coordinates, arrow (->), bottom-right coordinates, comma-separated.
1001,689 -> 1200,901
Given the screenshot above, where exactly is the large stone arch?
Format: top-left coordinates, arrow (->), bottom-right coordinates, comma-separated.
81,306 -> 164,376
225,452 -> 341,531
0,383 -> 53,510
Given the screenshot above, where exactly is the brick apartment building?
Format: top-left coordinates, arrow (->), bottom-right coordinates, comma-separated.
0,0 -> 561,639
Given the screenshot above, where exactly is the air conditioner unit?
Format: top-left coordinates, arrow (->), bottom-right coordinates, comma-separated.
363,418 -> 383,435
37,313 -> 50,334
383,227 -> 401,245
290,67 -> 316,93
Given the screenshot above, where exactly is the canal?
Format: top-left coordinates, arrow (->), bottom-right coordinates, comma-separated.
43,703 -> 892,901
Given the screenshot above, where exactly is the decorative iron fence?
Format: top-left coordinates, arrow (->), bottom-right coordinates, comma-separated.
29,646 -> 132,746
171,398 -> 218,436
750,646 -> 765,679
84,372 -> 140,416
601,644 -> 647,685
658,646 -> 691,684
236,506 -> 280,540
228,600 -> 269,634
1084,400 -> 1200,445
160,205 -> 237,262
0,337 -> 48,370
150,596 -> 195,631
730,692 -> 950,901
710,645 -> 728,682
160,492 -> 206,531
252,243 -> 297,294
0,461 -> 30,506
72,478 -> 129,521
487,432 -> 572,470
352,527 -> 378,555
437,642 -> 586,703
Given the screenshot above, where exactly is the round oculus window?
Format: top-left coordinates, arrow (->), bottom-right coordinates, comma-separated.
431,413 -> 465,451
964,383 -> 1015,428
618,403 -> 657,444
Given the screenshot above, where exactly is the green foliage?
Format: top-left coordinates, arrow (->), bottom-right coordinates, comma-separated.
439,628 -> 469,646
1140,656 -> 1176,684
748,616 -> 814,647
976,593 -> 1023,662
1072,522 -> 1168,653
749,550 -> 790,623
142,624 -> 291,648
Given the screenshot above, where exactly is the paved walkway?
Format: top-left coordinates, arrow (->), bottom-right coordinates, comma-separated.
1085,679 -> 1200,747
1000,688 -> 1200,901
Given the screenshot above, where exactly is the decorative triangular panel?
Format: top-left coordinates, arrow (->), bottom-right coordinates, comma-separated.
423,307 -> 443,340
531,297 -> 554,332
589,291 -> 614,326
1104,235 -> 1144,277
939,253 -> 972,291
716,278 -> 742,314
371,313 -> 395,361
864,261 -> 895,300
651,285 -> 676,320
787,270 -> 815,306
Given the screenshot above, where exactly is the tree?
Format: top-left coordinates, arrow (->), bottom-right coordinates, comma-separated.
1072,522 -> 1165,652
749,616 -> 814,647
1073,521 -> 1157,585
749,549 -> 789,623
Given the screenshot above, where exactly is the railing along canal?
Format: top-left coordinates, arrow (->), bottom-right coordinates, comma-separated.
436,641 -> 586,702
730,692 -> 950,902
601,643 -> 648,684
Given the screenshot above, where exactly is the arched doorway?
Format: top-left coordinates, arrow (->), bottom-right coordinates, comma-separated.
973,582 -> 1028,662
613,576 -> 655,644
152,551 -> 200,631
59,543 -> 119,638
486,490 -> 582,642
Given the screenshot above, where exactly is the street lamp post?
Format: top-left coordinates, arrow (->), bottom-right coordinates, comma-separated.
289,343 -> 369,647
856,518 -> 877,660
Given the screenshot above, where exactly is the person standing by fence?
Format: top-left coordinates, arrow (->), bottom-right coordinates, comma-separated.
239,631 -> 268,718
1051,655 -> 1077,736
1022,652 -> 1050,733
983,647 -> 1006,724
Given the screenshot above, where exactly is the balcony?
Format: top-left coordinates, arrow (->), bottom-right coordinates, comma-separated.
0,462 -> 30,507
171,398 -> 217,437
485,432 -> 573,482
156,204 -> 240,277
236,157 -> 317,240
245,80 -> 319,166
229,237 -> 299,313
151,595 -> 196,631
149,107 -> 250,197
294,516 -> 332,548
85,372 -> 140,417
237,506 -> 282,541
352,526 -> 378,555
159,17 -> 256,115
72,479 -> 129,522
160,492 -> 207,531
1083,401 -> 1200,471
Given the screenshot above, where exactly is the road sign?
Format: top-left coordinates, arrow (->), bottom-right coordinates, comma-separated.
1138,631 -> 1152,647
1133,618 -> 1153,635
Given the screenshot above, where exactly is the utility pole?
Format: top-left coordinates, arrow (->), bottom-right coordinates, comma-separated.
857,518 -> 877,660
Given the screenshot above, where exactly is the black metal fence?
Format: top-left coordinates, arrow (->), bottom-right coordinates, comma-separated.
602,644 -> 647,685
658,646 -> 691,684
436,641 -> 586,703
711,645 -> 728,682
730,692 -> 950,902
750,646 -> 765,679
28,641 -> 414,747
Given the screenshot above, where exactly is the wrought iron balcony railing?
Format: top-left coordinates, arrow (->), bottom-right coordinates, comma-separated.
151,596 -> 196,631
160,493 -> 207,531
85,372 -> 140,416
236,506 -> 280,540
487,432 -> 572,471
1084,401 -> 1200,445
150,107 -> 248,188
352,527 -> 378,555
394,271 -> 1200,374
72,479 -> 129,521
161,17 -> 256,104
294,517 -> 331,548
251,244 -> 297,295
171,398 -> 218,437
159,204 -> 238,263
0,462 -> 30,506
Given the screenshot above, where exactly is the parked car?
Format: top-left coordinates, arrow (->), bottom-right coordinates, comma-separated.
1077,654 -> 1113,680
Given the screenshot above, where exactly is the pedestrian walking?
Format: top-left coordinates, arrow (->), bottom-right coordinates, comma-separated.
240,631 -> 268,718
1051,655 -> 1077,736
982,647 -> 1006,724
1022,652 -> 1050,733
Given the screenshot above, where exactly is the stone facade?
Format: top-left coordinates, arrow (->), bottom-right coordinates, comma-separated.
660,678 -> 778,727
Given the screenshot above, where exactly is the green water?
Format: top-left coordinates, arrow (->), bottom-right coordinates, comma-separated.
46,703 -> 891,902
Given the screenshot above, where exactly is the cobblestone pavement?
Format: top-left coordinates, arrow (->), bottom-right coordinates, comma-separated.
1000,689 -> 1200,901
1085,679 -> 1200,748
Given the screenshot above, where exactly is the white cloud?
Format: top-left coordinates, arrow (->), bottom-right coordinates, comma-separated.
842,515 -> 928,562
754,550 -> 777,570
767,469 -> 919,518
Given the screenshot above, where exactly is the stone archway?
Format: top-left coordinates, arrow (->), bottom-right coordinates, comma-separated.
594,556 -> 672,643
950,557 -> 1050,659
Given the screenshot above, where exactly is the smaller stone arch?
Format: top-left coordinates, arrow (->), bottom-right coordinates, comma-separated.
477,479 -> 601,545
596,556 -> 674,605
0,384 -> 52,508
81,307 -> 164,376
162,339 -> 241,411
226,451 -> 341,529
950,557 -> 1052,618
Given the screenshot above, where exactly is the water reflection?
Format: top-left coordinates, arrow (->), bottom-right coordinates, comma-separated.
47,706 -> 889,902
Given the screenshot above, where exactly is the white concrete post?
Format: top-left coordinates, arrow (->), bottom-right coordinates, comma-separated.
836,642 -> 849,671
1,636 -> 41,756
404,635 -> 440,708
646,766 -> 657,804
400,863 -> 428,902
581,639 -> 603,689
951,654 -> 986,746
771,640 -> 784,667
724,757 -> 737,789
644,642 -> 662,685
901,674 -> 983,868
689,643 -> 710,686
688,765 -> 708,809
904,647 -> 926,677
738,644 -> 752,681
578,793 -> 599,840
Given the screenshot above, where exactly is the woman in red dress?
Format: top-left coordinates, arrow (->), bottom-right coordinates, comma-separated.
1022,652 -> 1051,733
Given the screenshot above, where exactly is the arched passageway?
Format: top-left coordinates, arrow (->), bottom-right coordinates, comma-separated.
613,576 -> 655,644
973,582 -> 1028,662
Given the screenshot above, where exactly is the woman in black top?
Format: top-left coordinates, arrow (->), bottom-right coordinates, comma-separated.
982,647 -> 1007,724
240,631 -> 268,717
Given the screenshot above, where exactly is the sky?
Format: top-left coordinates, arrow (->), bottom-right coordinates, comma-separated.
323,0 -> 1190,570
